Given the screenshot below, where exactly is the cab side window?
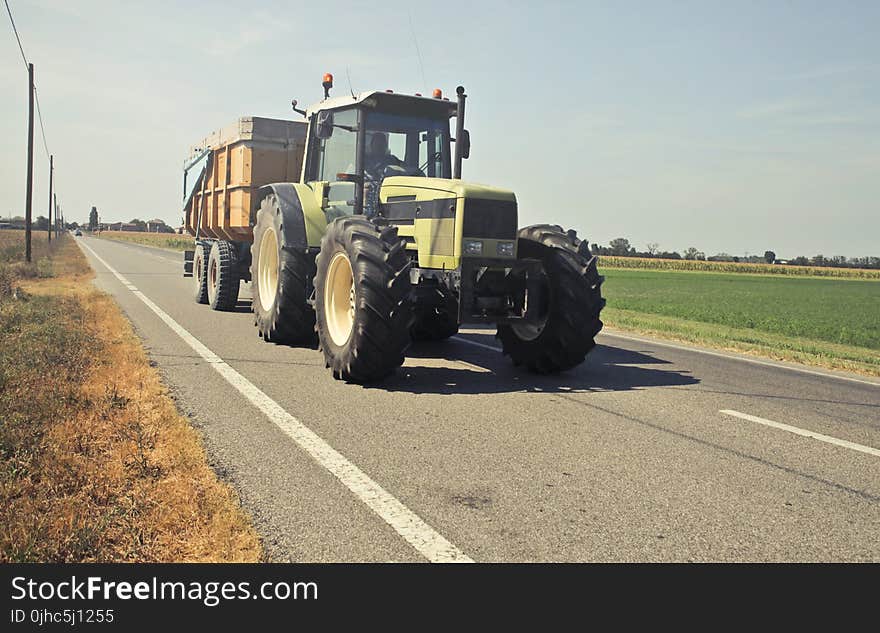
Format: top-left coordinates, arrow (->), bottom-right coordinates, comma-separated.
314,109 -> 358,219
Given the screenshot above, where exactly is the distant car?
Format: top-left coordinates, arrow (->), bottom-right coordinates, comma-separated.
74,230 -> 82,236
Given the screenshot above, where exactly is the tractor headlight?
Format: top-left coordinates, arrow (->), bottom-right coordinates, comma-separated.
464,240 -> 483,256
496,241 -> 515,257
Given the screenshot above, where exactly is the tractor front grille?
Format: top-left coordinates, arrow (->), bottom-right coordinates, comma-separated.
462,199 -> 517,239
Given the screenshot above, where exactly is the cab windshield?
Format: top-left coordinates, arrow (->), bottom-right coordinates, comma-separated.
364,111 -> 451,180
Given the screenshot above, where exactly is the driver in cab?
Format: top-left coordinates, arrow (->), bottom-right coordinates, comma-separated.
364,133 -> 405,181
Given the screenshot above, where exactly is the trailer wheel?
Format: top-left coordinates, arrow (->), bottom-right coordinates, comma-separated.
497,225 -> 605,373
193,242 -> 209,304
314,217 -> 412,383
251,195 -> 316,343
207,240 -> 240,311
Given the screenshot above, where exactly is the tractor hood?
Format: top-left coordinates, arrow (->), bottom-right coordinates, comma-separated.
379,177 -> 516,204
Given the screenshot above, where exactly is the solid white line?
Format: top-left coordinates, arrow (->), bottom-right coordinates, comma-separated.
78,239 -> 473,563
720,409 -> 880,458
601,330 -> 880,387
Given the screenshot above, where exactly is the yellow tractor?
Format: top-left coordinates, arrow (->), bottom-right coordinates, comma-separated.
183,75 -> 604,382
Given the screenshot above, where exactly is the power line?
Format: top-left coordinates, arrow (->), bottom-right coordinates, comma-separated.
3,0 -> 27,69
408,12 -> 427,92
4,0 -> 51,159
33,87 -> 50,158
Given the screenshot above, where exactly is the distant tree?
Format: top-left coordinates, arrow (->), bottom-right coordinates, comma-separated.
764,250 -> 776,264
129,218 -> 146,226
88,206 -> 98,230
646,242 -> 659,257
68,221 -> 79,230
609,238 -> 632,256
811,254 -> 826,267
35,216 -> 49,230
791,256 -> 810,266
683,247 -> 700,260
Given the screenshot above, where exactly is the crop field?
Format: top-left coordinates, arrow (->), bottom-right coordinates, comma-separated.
600,268 -> 880,374
599,255 -> 880,279
95,230 -> 193,251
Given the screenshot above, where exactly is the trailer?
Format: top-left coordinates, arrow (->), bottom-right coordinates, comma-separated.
182,116 -> 306,309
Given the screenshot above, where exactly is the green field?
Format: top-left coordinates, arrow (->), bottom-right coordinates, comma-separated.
601,268 -> 880,374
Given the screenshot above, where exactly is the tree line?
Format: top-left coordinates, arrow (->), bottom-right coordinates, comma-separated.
590,238 -> 880,270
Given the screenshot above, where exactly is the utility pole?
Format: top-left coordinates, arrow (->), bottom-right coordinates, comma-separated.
47,154 -> 53,243
54,195 -> 58,237
25,63 -> 34,262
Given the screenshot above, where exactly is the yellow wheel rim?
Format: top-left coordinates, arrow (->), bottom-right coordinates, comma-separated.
258,227 -> 279,312
325,251 -> 355,346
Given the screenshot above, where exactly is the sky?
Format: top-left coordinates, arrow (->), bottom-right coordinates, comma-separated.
1,0 -> 878,259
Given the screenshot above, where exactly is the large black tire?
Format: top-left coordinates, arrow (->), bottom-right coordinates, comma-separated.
207,240 -> 240,311
411,286 -> 459,341
314,216 -> 412,383
497,224 -> 605,373
251,195 -> 316,343
192,242 -> 209,304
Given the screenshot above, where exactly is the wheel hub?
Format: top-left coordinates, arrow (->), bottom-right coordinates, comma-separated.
258,228 -> 279,312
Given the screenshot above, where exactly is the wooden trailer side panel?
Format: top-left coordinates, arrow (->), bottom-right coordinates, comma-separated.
185,117 -> 307,243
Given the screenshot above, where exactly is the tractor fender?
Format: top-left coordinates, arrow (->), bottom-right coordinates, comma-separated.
255,183 -> 327,249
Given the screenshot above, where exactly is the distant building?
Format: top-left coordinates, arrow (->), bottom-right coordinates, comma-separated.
106,222 -> 145,232
146,219 -> 175,233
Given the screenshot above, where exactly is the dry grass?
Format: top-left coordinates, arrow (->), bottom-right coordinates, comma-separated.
0,233 -> 261,561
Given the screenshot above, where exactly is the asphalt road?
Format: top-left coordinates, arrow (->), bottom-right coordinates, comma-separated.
77,236 -> 880,562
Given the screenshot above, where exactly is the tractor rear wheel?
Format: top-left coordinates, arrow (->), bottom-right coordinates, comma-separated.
207,240 -> 240,311
251,194 -> 316,343
497,224 -> 605,373
314,216 -> 412,382
192,242 -> 209,304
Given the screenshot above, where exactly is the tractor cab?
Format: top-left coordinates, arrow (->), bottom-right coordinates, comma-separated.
296,80 -> 461,223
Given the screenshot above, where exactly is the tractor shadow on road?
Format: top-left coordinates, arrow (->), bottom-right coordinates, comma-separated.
381,334 -> 700,395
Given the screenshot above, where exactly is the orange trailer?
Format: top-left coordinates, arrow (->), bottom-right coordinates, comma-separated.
183,116 -> 307,242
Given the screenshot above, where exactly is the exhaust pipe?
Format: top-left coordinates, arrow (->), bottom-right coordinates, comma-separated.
453,86 -> 466,179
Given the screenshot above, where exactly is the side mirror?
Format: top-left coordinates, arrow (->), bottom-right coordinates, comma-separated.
460,129 -> 471,159
316,111 -> 334,140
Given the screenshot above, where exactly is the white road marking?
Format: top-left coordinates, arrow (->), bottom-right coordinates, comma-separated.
78,239 -> 473,563
603,330 -> 880,387
720,409 -> 880,458
452,336 -> 502,353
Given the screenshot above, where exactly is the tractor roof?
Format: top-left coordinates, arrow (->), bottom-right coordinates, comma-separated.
306,90 -> 457,119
